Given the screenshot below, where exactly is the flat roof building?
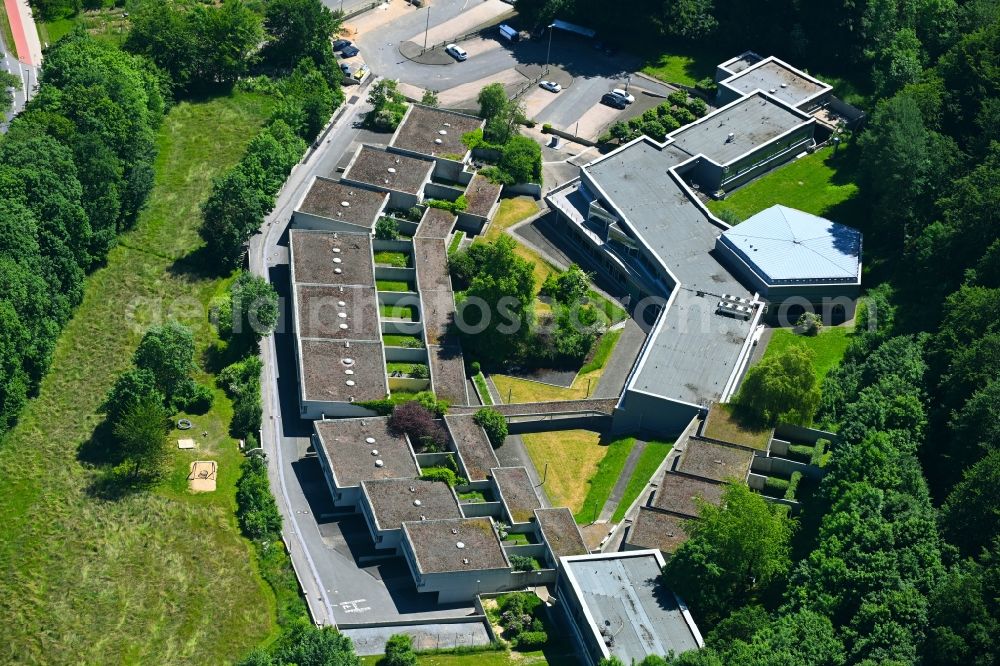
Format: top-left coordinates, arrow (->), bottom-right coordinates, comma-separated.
389,104 -> 484,162
360,478 -> 462,550
289,230 -> 387,418
444,415 -> 499,482
558,551 -> 703,665
716,54 -> 832,111
535,508 -> 588,562
624,509 -> 692,555
312,417 -> 419,507
341,145 -> 435,210
717,205 -> 862,321
492,467 -> 542,524
293,176 -> 389,233
400,517 -> 512,603
651,472 -> 725,518
677,438 -> 754,483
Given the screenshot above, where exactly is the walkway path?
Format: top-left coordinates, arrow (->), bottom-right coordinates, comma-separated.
3,0 -> 42,65
596,439 -> 647,522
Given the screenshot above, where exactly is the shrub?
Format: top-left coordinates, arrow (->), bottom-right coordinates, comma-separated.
375,216 -> 399,240
384,634 -> 417,666
390,401 -> 446,449
414,391 -> 449,417
541,123 -> 552,133
513,630 -> 548,649
686,96 -> 708,117
474,407 -> 508,447
420,466 -> 465,487
236,455 -> 282,541
812,438 -> 830,466
671,107 -> 696,126
785,471 -> 803,501
668,90 -> 688,106
797,311 -> 824,336
786,443 -> 815,462
470,361 -> 481,375
510,554 -> 539,571
410,364 -> 429,379
695,77 -> 717,94
426,196 -> 468,213
175,381 -> 214,414
764,476 -> 790,495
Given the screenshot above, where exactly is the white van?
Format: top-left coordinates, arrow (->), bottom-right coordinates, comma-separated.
499,24 -> 519,42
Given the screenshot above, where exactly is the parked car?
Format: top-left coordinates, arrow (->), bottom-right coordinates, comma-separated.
353,65 -> 371,83
340,45 -> 360,58
340,62 -> 352,75
332,39 -> 352,52
540,80 -> 562,93
610,88 -> 635,104
445,43 -> 468,61
601,92 -> 627,109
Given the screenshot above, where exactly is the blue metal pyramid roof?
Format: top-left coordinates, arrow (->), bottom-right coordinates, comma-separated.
720,205 -> 861,284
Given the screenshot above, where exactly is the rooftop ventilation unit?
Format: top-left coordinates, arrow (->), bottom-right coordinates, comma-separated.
438,129 -> 447,135
456,541 -> 465,549
366,437 -> 376,444
333,257 -> 342,264
443,122 -> 451,128
342,357 -> 355,366
341,201 -> 350,207
338,300 -> 346,307
375,459 -> 384,467
413,499 -> 422,506
462,558 -> 470,565
451,528 -> 458,534
409,485 -> 416,492
337,312 -> 347,319
434,138 -> 443,144
769,88 -> 777,93
346,380 -> 356,387
333,247 -> 341,253
371,449 -> 379,456
387,167 -> 396,174
339,323 -> 349,330
725,132 -> 735,143
780,83 -> 788,88
345,368 -> 354,375
334,268 -> 342,274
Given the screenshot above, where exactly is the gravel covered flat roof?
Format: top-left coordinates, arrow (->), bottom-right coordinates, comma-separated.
295,284 -> 380,341
297,176 -> 388,229
464,174 -> 503,217
402,517 -> 508,573
677,438 -> 753,483
290,229 -> 374,287
343,146 -> 434,195
314,417 -> 417,489
720,58 -> 830,108
626,508 -> 691,554
414,239 -> 452,292
650,473 -> 724,518
535,507 -> 588,558
492,467 -> 542,523
444,414 -> 499,482
300,339 -> 387,404
362,478 -> 461,531
415,207 -> 457,239
428,344 -> 469,406
391,105 -> 483,159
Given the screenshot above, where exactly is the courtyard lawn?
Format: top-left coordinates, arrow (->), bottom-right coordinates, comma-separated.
0,93 -> 280,664
486,197 -> 540,240
473,372 -> 493,405
376,279 -> 414,292
360,648 -> 576,665
763,325 -> 854,383
380,303 -> 418,320
702,403 -> 772,450
574,437 -> 639,524
707,146 -> 860,224
382,333 -> 424,348
374,250 -> 410,268
611,440 -> 674,523
39,8 -> 129,47
521,430 -> 622,518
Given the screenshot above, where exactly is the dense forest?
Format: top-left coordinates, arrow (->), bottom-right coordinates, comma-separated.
0,0 -> 344,433
539,0 -> 1000,663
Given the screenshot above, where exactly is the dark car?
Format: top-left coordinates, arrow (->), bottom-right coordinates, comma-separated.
340,45 -> 360,58
332,39 -> 352,52
601,92 -> 627,109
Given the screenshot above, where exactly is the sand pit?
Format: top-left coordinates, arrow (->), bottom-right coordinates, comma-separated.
177,438 -> 196,450
188,461 -> 217,492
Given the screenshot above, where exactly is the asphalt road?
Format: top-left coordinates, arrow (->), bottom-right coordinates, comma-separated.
0,31 -> 36,132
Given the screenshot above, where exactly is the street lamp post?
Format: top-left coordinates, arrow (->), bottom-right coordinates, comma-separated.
624,73 -> 631,92
545,24 -> 554,75
423,5 -> 431,53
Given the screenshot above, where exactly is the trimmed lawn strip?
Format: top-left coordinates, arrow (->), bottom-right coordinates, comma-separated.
360,648 -> 574,665
473,372 -> 493,405
763,325 -> 854,383
376,279 -> 414,292
703,403 -> 772,450
382,333 -> 424,348
579,328 -> 622,375
448,230 -> 465,255
486,197 -> 540,239
611,440 -> 674,523
387,362 -> 428,375
0,93 -> 277,663
575,437 -> 638,524
706,147 -> 860,223
380,303 -> 417,321
374,250 -> 410,268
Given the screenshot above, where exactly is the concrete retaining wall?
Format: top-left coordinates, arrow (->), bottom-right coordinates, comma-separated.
461,501 -> 504,518
373,238 -> 413,253
503,182 -> 543,199
507,414 -> 611,434
384,346 -> 428,363
425,182 -> 466,201
389,377 -> 430,392
377,291 -> 421,306
382,319 -> 423,336
774,423 -> 837,445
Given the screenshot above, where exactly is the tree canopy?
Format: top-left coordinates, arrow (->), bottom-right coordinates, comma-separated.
735,345 -> 820,425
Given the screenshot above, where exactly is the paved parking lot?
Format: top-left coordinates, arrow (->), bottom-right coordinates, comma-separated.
349,0 -> 674,140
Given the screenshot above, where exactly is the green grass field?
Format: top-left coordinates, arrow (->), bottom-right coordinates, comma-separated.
1,3 -> 18,59
376,279 -> 414,292
473,372 -> 493,404
39,8 -> 129,47
374,250 -> 410,268
574,437 -> 638,524
0,92 -> 279,664
579,328 -> 622,375
448,230 -> 465,254
612,440 -> 673,522
707,146 -> 860,224
763,325 -> 854,383
382,333 -> 424,348
380,303 -> 418,321
360,648 -> 574,665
